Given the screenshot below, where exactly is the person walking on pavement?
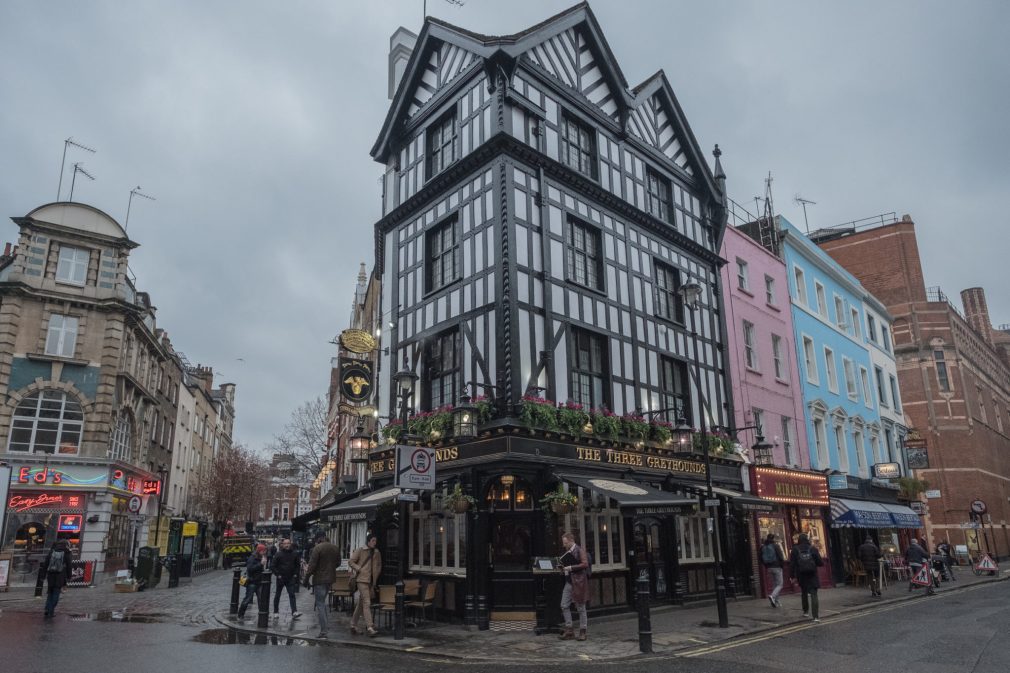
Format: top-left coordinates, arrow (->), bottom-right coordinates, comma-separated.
558,531 -> 590,641
937,539 -> 956,580
42,539 -> 73,619
270,538 -> 302,621
906,538 -> 934,595
237,543 -> 269,619
303,532 -> 341,639
858,535 -> 883,597
789,533 -> 824,622
760,533 -> 786,607
348,535 -> 382,637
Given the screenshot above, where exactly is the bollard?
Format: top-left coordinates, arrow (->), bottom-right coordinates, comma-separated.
477,594 -> 489,631
166,555 -> 179,589
34,562 -> 45,598
637,574 -> 653,654
394,580 -> 405,640
257,571 -> 272,629
463,592 -> 476,627
230,568 -> 241,615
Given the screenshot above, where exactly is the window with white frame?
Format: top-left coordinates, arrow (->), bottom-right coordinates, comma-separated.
889,375 -> 901,412
794,266 -> 808,305
558,485 -> 627,571
765,275 -> 776,305
803,336 -> 818,384
834,421 -> 849,473
56,246 -> 89,285
815,282 -> 828,318
881,326 -> 891,352
45,314 -> 78,358
834,296 -> 846,329
781,416 -> 795,465
884,427 -> 895,463
772,334 -> 786,379
812,415 -> 829,469
110,413 -> 132,461
752,408 -> 765,437
7,390 -> 84,454
843,357 -> 858,400
870,431 -> 882,464
743,321 -> 758,370
860,367 -> 873,407
867,314 -> 877,342
853,427 -> 866,474
934,350 -> 951,392
677,514 -> 714,564
736,259 -> 749,291
410,485 -> 467,574
851,308 -> 861,339
875,366 -> 887,406
824,347 -> 838,392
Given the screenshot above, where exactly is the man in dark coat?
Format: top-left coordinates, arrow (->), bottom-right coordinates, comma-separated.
303,532 -> 341,639
905,538 -> 934,595
789,533 -> 824,622
858,536 -> 883,597
43,540 -> 73,618
237,543 -> 269,619
558,531 -> 590,641
270,538 -> 302,620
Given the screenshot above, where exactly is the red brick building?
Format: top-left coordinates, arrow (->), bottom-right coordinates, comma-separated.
813,215 -> 1010,559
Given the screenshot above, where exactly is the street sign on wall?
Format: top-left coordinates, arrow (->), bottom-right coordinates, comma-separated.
394,445 -> 436,490
872,462 -> 901,479
925,489 -> 941,499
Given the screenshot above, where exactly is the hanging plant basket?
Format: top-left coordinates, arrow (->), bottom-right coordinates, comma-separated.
551,501 -> 575,515
450,500 -> 472,514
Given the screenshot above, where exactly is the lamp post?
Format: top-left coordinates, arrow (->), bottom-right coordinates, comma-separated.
391,356 -> 418,640
349,418 -> 371,465
677,280 -> 729,628
154,463 -> 168,554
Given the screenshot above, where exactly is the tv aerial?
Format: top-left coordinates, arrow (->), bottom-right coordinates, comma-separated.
68,162 -> 95,202
125,186 -> 156,230
794,195 -> 817,233
57,137 -> 96,201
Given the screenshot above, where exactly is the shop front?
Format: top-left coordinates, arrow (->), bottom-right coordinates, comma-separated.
340,433 -> 748,625
829,493 -> 923,584
749,466 -> 832,597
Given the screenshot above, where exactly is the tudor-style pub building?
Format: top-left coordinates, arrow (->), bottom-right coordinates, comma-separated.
325,5 -> 760,626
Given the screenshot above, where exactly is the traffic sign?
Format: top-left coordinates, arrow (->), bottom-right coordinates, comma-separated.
394,445 -> 436,490
975,553 -> 998,572
397,493 -> 419,502
127,495 -> 142,513
970,499 -> 988,515
703,498 -> 721,507
910,563 -> 932,587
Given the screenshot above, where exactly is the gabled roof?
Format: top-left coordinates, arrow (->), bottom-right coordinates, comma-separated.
372,3 -> 721,201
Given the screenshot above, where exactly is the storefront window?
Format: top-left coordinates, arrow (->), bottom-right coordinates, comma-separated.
677,514 -> 714,563
408,486 -> 466,574
757,516 -> 787,554
557,484 -> 627,571
796,508 -> 827,559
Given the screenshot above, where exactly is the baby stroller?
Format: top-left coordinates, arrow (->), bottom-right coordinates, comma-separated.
931,554 -> 951,583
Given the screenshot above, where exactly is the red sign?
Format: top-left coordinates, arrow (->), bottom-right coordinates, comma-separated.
7,491 -> 86,513
58,514 -> 83,532
142,479 -> 161,495
17,466 -> 63,485
752,466 -> 830,506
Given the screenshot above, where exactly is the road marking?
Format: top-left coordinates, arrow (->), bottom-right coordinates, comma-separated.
679,583 -> 992,658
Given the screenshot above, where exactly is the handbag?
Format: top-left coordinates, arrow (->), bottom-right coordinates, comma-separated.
349,547 -> 374,591
239,572 -> 248,587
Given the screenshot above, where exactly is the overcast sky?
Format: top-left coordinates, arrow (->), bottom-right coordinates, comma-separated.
2,1 -> 1008,453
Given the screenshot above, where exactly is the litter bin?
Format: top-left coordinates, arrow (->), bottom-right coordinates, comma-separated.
135,546 -> 162,590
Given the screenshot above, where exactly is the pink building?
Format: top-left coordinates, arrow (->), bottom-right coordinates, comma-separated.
720,226 -> 810,469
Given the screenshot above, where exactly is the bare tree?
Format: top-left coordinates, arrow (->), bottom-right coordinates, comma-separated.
266,397 -> 328,485
192,443 -> 271,536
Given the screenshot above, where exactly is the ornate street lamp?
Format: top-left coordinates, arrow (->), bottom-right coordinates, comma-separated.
453,386 -> 478,441
349,418 -> 371,464
751,433 -> 775,466
673,415 -> 693,451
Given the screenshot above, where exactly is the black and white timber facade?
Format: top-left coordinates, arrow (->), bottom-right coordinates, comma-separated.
336,4 -> 757,624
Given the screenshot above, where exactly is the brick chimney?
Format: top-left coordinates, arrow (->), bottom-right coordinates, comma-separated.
961,287 -> 993,345
388,27 -> 418,100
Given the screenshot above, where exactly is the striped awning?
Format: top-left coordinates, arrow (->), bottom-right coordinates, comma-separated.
881,503 -> 923,528
830,498 -> 922,529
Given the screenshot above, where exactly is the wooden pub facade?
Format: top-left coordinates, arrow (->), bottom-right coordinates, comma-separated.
324,4 -> 761,626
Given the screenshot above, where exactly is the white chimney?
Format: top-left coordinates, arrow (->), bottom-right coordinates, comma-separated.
388,27 -> 418,100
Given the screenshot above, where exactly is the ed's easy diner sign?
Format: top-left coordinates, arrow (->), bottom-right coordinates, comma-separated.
370,443 -> 707,478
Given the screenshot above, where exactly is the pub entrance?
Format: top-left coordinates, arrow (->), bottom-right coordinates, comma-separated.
633,517 -> 674,601
486,476 -> 537,615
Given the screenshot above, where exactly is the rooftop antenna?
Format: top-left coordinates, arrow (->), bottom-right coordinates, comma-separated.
57,137 -> 96,201
68,162 -> 95,202
424,0 -> 464,20
794,195 -> 817,233
125,186 -> 156,230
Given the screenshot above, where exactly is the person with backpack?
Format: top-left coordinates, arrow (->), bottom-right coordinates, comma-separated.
42,539 -> 73,619
789,533 -> 824,622
558,531 -> 590,641
759,533 -> 786,607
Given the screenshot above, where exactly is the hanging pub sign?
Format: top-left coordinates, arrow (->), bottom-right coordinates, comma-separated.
340,358 -> 374,404
904,429 -> 929,469
872,462 -> 902,479
339,329 -> 377,354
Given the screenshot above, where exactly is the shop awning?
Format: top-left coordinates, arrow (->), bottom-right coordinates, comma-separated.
319,487 -> 402,523
292,491 -> 358,531
557,474 -> 696,515
881,503 -> 923,528
830,498 -> 897,528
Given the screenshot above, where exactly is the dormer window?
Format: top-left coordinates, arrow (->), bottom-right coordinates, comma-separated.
56,245 -> 89,285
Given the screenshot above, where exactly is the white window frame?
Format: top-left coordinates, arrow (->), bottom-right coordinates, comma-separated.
7,390 -> 84,455
772,334 -> 785,380
45,314 -> 78,358
881,326 -> 891,352
867,314 -> 877,342
561,485 -> 627,571
860,366 -> 873,408
793,266 -> 808,306
870,431 -> 882,464
812,413 -> 829,469
409,485 -> 468,575
851,308 -> 861,339
781,417 -> 795,466
889,375 -> 901,412
765,275 -> 776,305
56,246 -> 89,285
853,427 -> 866,475
803,335 -> 818,384
843,357 -> 858,400
834,295 -> 846,330
834,421 -> 849,473
875,366 -> 888,407
677,514 -> 714,564
743,321 -> 758,370
110,413 -> 132,461
736,259 -> 750,291
824,347 -> 838,393
815,282 -> 828,318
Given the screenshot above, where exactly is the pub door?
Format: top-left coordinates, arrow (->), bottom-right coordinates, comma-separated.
633,518 -> 672,601
488,512 -> 536,614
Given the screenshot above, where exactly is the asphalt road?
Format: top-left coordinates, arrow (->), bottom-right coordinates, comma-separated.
2,580 -> 1006,673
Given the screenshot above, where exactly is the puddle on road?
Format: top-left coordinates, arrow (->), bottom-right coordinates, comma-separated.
193,628 -> 320,646
68,611 -> 168,623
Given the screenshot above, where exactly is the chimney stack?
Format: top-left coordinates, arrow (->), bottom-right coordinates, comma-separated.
388,27 -> 418,100
961,287 -> 993,345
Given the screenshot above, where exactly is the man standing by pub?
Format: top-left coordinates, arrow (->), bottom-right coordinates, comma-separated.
348,535 -> 382,637
558,531 -> 590,641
